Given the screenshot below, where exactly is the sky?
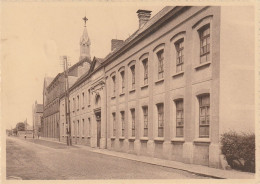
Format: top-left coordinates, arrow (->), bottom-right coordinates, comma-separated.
1,2 -> 164,129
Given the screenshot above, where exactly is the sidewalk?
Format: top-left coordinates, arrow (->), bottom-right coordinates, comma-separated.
39,137 -> 255,179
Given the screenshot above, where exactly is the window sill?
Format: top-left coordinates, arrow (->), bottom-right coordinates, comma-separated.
111,96 -> 116,100
129,89 -> 136,93
119,136 -> 125,140
171,137 -> 185,143
194,61 -> 211,70
154,78 -> 164,84
172,71 -> 184,78
110,136 -> 116,140
119,93 -> 125,97
193,138 -> 210,143
154,137 -> 164,142
128,137 -> 135,141
140,84 -> 148,90
140,137 -> 148,141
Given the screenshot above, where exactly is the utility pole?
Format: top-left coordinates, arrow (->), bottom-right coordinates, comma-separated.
62,56 -> 72,146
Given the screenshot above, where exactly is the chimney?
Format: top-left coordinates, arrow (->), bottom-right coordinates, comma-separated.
111,39 -> 124,51
137,9 -> 152,29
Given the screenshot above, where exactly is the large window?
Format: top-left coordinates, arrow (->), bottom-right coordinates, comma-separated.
112,76 -> 116,96
157,50 -> 164,79
120,71 -> 125,93
199,94 -> 210,138
199,24 -> 210,63
131,109 -> 135,137
143,106 -> 148,137
157,103 -> 164,137
121,111 -> 125,137
112,113 -> 116,137
175,100 -> 184,137
130,66 -> 135,90
175,39 -> 184,72
142,58 -> 148,85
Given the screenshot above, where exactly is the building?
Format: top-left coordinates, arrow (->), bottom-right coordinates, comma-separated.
53,6 -> 254,169
32,101 -> 43,137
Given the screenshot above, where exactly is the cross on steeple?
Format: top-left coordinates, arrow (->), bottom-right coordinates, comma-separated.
82,16 -> 88,27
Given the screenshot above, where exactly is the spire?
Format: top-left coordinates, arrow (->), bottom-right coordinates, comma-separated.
79,15 -> 91,60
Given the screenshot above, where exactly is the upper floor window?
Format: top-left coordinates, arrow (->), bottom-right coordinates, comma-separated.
175,39 -> 184,72
88,89 -> 91,105
77,95 -> 79,110
88,118 -> 91,136
112,76 -> 116,96
130,65 -> 135,90
121,111 -> 125,137
199,94 -> 210,138
82,119 -> 85,136
175,99 -> 184,137
82,92 -> 85,108
157,103 -> 164,137
142,58 -> 148,85
157,50 -> 164,79
120,71 -> 125,93
73,98 -> 75,112
142,106 -> 148,137
199,24 -> 210,63
131,108 -> 135,137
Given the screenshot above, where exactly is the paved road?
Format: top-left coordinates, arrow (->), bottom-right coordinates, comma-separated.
6,137 -> 208,180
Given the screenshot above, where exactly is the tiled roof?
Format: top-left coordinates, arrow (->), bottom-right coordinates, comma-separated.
68,76 -> 78,88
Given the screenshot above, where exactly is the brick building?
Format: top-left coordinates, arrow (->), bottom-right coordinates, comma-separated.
55,6 -> 254,169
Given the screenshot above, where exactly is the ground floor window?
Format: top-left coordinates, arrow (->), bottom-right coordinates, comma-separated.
198,94 -> 210,138
157,103 -> 164,137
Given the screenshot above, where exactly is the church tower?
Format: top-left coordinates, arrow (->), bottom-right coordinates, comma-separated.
79,16 -> 91,60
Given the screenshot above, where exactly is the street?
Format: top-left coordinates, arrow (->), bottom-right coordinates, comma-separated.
6,137 -> 208,180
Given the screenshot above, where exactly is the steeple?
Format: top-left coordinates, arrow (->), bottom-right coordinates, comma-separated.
79,16 -> 91,60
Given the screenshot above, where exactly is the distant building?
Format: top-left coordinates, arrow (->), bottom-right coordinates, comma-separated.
32,101 -> 43,137
45,6 -> 254,169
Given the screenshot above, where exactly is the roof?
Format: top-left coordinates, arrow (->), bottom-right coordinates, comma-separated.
68,76 -> 78,88
102,6 -> 175,62
35,104 -> 43,113
44,77 -> 54,87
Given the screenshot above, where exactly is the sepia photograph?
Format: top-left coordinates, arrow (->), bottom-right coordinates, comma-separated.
1,1 -> 258,183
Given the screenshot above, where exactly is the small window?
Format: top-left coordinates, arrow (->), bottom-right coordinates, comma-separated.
130,66 -> 135,90
157,50 -> 164,79
157,103 -> 164,137
143,106 -> 148,137
142,58 -> 148,85
112,113 -> 116,137
120,71 -> 125,93
131,109 -> 135,137
175,39 -> 184,72
121,111 -> 125,137
175,100 -> 184,137
199,25 -> 210,63
199,94 -> 210,137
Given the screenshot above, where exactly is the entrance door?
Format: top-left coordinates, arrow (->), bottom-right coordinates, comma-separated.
95,111 -> 101,148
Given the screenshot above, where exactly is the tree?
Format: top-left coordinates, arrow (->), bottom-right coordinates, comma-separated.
16,122 -> 25,131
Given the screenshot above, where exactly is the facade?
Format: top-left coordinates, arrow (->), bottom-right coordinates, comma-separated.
32,101 -> 43,137
50,6 -> 254,169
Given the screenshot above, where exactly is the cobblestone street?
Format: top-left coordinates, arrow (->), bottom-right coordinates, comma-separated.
6,137 -> 208,180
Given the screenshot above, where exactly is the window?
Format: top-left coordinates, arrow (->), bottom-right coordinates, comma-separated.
120,71 -> 125,93
121,111 -> 125,137
82,119 -> 85,136
199,95 -> 210,138
112,76 -> 116,96
88,89 -> 91,105
143,106 -> 148,137
130,66 -> 135,89
73,121 -> 75,136
77,95 -> 79,110
88,118 -> 91,136
175,100 -> 184,137
112,113 -> 116,137
157,50 -> 164,79
175,39 -> 184,72
157,103 -> 164,137
77,120 -> 80,136
131,109 -> 135,137
142,58 -> 148,85
73,98 -> 75,112
199,25 -> 210,63
82,92 -> 85,108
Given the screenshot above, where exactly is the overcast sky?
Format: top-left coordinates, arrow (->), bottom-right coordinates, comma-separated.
1,2 -> 164,129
